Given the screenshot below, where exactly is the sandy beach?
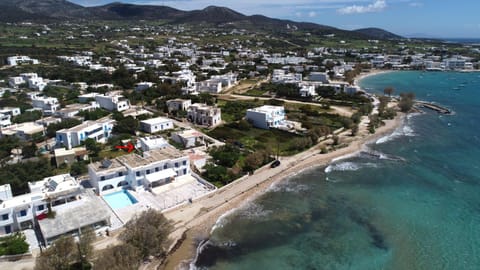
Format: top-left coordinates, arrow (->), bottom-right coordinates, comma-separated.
160,111 -> 405,270
354,69 -> 394,86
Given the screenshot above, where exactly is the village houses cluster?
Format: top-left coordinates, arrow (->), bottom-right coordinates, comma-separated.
0,22 -> 478,251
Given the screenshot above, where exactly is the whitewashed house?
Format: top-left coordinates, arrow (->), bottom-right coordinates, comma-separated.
0,122 -> 45,141
88,147 -> 190,194
166,99 -> 192,113
246,105 -> 286,129
140,117 -> 174,133
7,56 -> 39,66
95,93 -> 130,112
56,118 -> 115,149
299,85 -> 317,97
0,174 -> 104,238
32,96 -> 60,115
187,103 -> 221,127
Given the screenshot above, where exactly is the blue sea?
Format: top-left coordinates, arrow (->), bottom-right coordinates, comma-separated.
193,71 -> 480,270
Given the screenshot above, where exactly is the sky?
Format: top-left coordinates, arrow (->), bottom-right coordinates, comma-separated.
71,0 -> 480,38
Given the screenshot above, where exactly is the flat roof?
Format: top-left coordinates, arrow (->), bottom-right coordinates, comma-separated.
1,122 -> 44,135
140,116 -> 172,125
175,129 -> 203,139
248,105 -> 284,113
38,194 -> 110,240
59,118 -> 113,133
88,158 -> 125,174
116,147 -> 184,168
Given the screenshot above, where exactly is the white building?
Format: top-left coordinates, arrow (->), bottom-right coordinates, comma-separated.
8,77 -> 25,88
171,129 -> 204,148
140,117 -> 174,133
138,136 -> 169,152
0,107 -> 21,117
7,56 -> 39,66
135,82 -> 155,91
88,147 -> 190,194
32,96 -> 60,115
95,93 -> 130,112
55,102 -> 100,119
246,105 -> 286,129
210,73 -> 238,89
56,118 -> 115,149
0,174 -> 81,235
308,72 -> 329,83
195,80 -> 222,94
299,85 -> 317,97
0,122 -> 45,141
187,103 -> 221,127
166,99 -> 192,113
271,69 -> 302,84
27,77 -> 47,91
0,113 -> 12,128
443,57 -> 471,70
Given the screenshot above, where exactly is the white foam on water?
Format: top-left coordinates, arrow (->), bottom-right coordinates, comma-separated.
210,208 -> 237,233
236,202 -> 273,220
376,123 -> 416,144
324,161 -> 378,173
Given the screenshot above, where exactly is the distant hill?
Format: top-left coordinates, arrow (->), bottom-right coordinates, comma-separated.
354,28 -> 402,39
0,0 -> 403,40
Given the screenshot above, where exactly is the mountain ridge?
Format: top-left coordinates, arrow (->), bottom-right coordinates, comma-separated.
0,0 -> 403,40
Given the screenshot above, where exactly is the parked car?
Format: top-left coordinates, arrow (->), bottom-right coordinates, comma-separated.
270,159 -> 281,168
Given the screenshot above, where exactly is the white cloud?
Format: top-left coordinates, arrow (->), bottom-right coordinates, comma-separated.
409,2 -> 423,7
308,11 -> 317,17
337,0 -> 387,15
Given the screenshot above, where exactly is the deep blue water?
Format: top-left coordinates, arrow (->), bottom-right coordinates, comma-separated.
193,71 -> 480,270
443,38 -> 480,44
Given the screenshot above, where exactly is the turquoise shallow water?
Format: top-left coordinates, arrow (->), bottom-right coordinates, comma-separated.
193,71 -> 480,270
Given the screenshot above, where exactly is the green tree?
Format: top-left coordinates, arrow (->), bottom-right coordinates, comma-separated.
399,92 -> 415,112
120,209 -> 173,259
1,233 -> 29,255
21,142 -> 37,158
35,236 -> 76,270
76,227 -> 95,269
94,244 -> 141,270
70,161 -> 88,176
84,138 -> 101,157
113,116 -> 139,135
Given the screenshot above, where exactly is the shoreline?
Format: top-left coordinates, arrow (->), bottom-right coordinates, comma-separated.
161,112 -> 405,270
354,69 -> 394,86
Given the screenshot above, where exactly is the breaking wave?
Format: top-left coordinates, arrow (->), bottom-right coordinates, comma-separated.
324,161 -> 378,173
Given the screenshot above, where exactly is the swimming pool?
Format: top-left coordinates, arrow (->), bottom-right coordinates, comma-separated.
102,190 -> 138,209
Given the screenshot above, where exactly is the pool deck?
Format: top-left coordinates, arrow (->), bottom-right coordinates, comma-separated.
104,175 -> 215,224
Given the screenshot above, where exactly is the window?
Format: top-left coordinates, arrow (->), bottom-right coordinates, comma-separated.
100,176 -> 105,181
183,168 -> 187,175
175,162 -> 179,168
118,172 -> 123,177
1,214 -> 8,221
164,164 -> 168,169
37,205 -> 44,211
19,210 -> 27,217
146,169 -> 150,175
136,171 -> 141,177
155,167 -> 159,172
5,225 -> 11,234
183,160 -> 187,166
